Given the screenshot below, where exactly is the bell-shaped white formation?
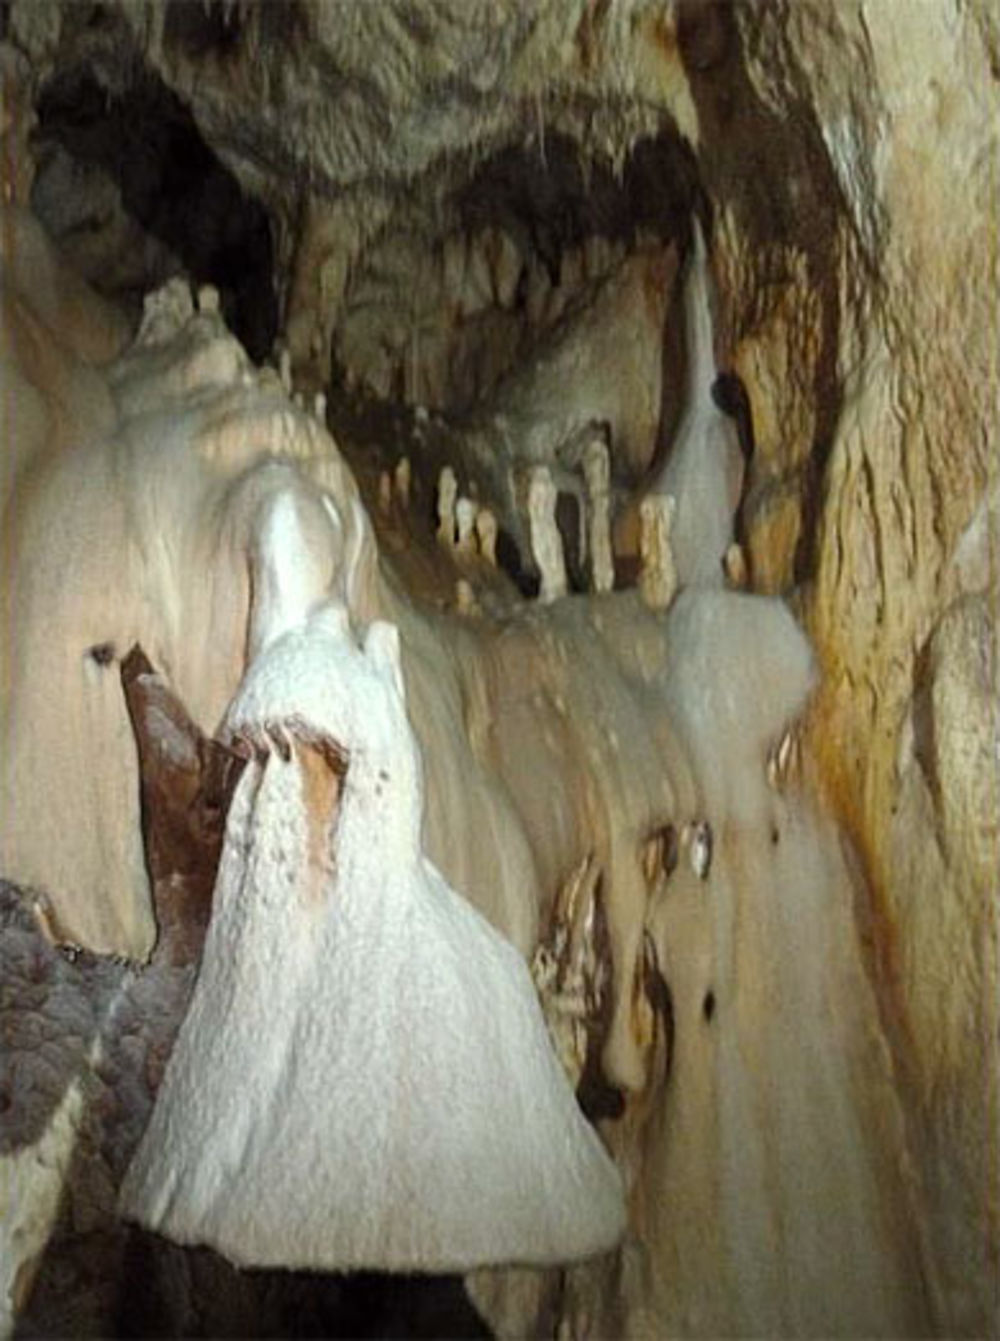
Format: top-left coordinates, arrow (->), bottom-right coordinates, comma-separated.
475,507 -> 498,565
436,465 -> 457,546
528,466 -> 567,603
582,436 -> 615,594
455,496 -> 478,553
119,605 -> 625,1272
638,494 -> 677,612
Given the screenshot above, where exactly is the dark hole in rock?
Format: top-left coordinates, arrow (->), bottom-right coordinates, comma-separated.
660,823 -> 679,878
703,990 -> 716,1023
113,1228 -> 491,1340
555,490 -> 585,591
164,0 -> 243,58
33,64 -> 277,361
87,641 -> 116,666
577,1070 -> 626,1124
456,130 -> 699,269
711,371 -> 755,465
771,825 -> 780,846
496,527 -> 540,598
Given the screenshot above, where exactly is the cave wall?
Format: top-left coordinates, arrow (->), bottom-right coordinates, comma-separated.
1,0 -> 997,1336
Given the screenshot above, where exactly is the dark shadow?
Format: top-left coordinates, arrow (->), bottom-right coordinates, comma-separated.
33,63 -> 277,362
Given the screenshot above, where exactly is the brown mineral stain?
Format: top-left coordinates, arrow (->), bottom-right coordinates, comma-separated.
297,738 -> 344,902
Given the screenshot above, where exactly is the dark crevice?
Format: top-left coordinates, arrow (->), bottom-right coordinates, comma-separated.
32,64 -> 277,361
455,130 -> 699,290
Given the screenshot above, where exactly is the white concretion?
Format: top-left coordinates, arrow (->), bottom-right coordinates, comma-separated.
136,278 -> 194,346
654,224 -> 743,587
528,466 -> 567,603
120,605 -> 626,1271
196,284 -> 220,315
639,494 -> 678,611
436,465 -> 457,545
686,820 -> 712,880
455,496 -> 478,553
582,437 -> 614,594
245,486 -> 340,663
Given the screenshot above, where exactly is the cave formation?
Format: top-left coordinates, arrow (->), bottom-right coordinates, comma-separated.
1,3 -> 997,1339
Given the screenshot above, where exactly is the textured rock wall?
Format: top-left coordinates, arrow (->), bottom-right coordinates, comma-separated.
718,6 -> 999,1330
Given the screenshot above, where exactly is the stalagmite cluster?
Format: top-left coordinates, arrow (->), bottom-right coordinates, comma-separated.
1,2 -> 996,1338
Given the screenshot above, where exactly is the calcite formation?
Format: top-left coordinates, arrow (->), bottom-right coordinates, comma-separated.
1,0 -> 997,1336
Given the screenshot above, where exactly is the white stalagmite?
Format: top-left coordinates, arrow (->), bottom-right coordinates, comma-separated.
119,596 -> 625,1270
528,466 -> 567,603
638,494 -> 677,611
196,284 -> 220,315
582,436 -> 615,594
136,277 -> 194,346
436,465 -> 457,545
455,496 -> 478,553
475,507 -> 498,565
653,222 -> 743,587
